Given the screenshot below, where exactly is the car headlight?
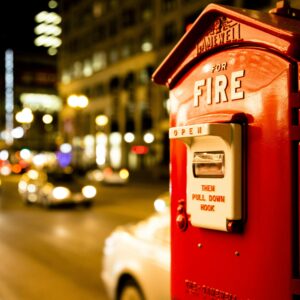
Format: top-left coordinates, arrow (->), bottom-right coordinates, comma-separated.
154,198 -> 167,213
28,170 -> 39,180
119,168 -> 129,180
18,180 -> 28,192
52,187 -> 70,200
82,185 -> 97,198
27,183 -> 37,193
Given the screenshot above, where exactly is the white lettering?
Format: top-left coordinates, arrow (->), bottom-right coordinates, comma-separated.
231,70 -> 245,100
212,62 -> 227,73
215,74 -> 228,103
169,125 -> 203,138
193,69 -> 245,106
206,77 -> 212,105
194,79 -> 205,107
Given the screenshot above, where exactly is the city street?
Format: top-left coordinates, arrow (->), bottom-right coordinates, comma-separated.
0,174 -> 168,300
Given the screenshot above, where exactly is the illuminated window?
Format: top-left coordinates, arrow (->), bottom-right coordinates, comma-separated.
93,51 -> 107,71
84,135 -> 95,160
109,132 -> 122,169
141,2 -> 153,21
73,61 -> 82,78
93,2 -> 103,18
141,40 -> 153,52
83,59 -> 93,77
109,49 -> 118,63
96,133 -> 107,166
121,44 -> 131,58
139,66 -> 153,84
61,70 -> 71,84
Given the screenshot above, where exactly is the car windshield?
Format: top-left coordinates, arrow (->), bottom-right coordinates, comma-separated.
47,171 -> 75,183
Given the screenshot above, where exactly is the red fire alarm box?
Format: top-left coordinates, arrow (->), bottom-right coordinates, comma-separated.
153,3 -> 300,300
170,122 -> 242,232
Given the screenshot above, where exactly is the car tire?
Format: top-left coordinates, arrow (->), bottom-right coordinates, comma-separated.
118,278 -> 145,300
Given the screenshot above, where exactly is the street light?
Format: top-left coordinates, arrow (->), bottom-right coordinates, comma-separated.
66,94 -> 89,169
95,114 -> 108,127
34,9 -> 62,56
143,132 -> 155,144
42,114 -> 53,124
95,114 -> 109,167
67,94 -> 89,109
15,108 -> 34,124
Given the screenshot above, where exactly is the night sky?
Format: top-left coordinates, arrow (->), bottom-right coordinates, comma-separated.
0,1 -> 52,52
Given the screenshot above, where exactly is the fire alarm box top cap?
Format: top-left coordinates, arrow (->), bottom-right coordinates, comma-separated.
152,3 -> 300,87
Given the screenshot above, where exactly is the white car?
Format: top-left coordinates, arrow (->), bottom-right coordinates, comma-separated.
18,168 -> 97,208
86,167 -> 129,185
101,198 -> 170,300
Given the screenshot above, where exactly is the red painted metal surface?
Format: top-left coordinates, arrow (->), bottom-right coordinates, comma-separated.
153,4 -> 300,300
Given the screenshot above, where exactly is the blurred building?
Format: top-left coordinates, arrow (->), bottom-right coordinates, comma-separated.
57,0 -> 277,175
0,1 -> 61,154
0,49 -> 59,152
